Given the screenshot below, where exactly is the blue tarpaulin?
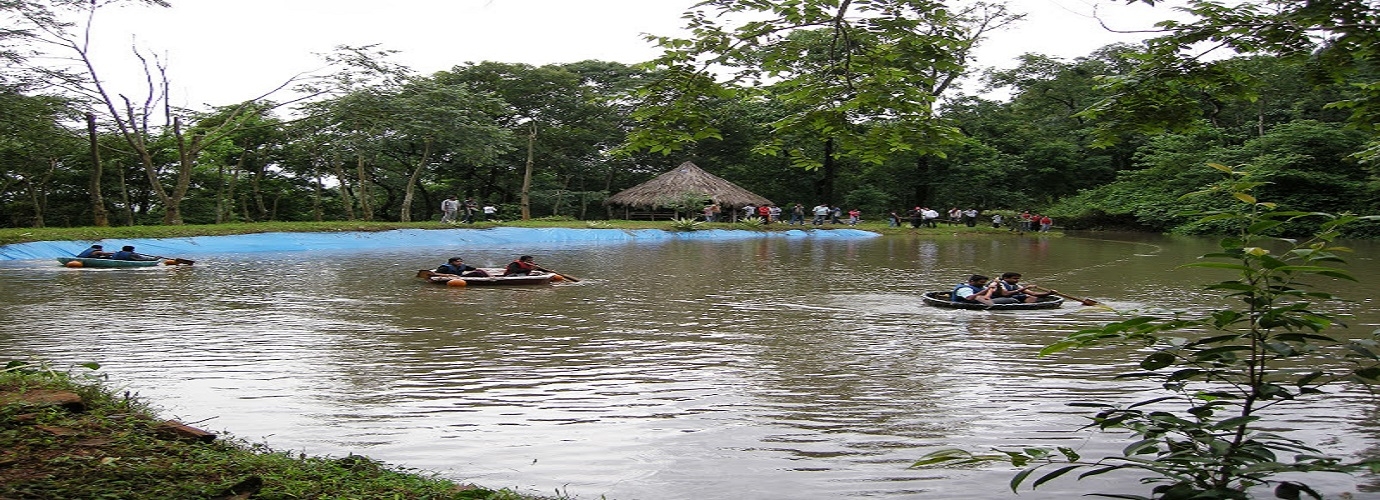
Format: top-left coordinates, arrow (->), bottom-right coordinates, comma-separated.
0,227 -> 880,261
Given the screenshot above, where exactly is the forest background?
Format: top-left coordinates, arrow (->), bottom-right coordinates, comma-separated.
2,0 -> 1377,237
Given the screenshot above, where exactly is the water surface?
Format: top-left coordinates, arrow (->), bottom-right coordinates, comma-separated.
2,230 -> 1377,499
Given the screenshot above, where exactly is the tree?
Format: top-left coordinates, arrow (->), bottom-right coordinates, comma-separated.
1085,0 -> 1380,160
5,0 -> 308,225
435,61 -> 644,220
624,0 -> 1021,205
0,88 -> 82,227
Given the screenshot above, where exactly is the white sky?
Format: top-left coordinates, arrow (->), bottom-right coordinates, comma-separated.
82,0 -> 1178,108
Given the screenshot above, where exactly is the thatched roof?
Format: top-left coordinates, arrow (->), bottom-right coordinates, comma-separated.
605,161 -> 772,209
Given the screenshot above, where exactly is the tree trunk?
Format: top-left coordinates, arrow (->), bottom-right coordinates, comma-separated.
85,113 -> 109,227
250,160 -> 269,221
914,155 -> 933,207
520,122 -> 536,220
116,162 -> 133,226
356,155 -> 373,221
819,138 -> 837,204
161,115 -> 198,225
330,154 -> 356,220
24,159 -> 57,228
399,137 -> 434,222
311,164 -> 324,222
214,164 -> 226,224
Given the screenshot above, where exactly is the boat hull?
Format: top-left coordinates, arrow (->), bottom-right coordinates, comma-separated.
417,269 -> 554,286
57,257 -> 163,268
922,291 -> 1063,310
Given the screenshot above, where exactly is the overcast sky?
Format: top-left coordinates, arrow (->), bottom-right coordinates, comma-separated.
83,0 -> 1179,108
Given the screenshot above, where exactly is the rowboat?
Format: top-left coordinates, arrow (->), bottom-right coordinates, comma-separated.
921,291 -> 1064,310
57,257 -> 164,268
416,269 -> 555,287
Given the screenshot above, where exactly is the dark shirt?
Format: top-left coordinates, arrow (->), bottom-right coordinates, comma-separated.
112,250 -> 154,261
76,247 -> 106,258
437,263 -> 476,275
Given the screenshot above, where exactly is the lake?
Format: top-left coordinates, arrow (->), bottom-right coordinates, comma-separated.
1,228 -> 1377,499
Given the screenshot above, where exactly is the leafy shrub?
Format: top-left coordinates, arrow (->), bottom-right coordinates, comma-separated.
669,217 -> 703,231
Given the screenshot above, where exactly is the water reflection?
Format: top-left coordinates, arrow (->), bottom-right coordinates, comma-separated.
1,233 -> 1378,499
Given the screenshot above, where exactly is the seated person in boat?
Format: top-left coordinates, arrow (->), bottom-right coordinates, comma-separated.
989,272 -> 1054,304
76,244 -> 111,258
435,257 -> 490,277
111,245 -> 158,261
951,275 -> 997,305
503,255 -> 550,276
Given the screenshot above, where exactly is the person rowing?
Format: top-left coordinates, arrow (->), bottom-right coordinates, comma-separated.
111,245 -> 160,261
76,244 -> 111,258
503,255 -> 551,276
988,272 -> 1054,304
435,257 -> 490,277
951,275 -> 997,305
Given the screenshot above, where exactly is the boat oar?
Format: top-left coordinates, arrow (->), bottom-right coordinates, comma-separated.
153,256 -> 195,265
1029,286 -> 1099,306
541,268 -> 580,282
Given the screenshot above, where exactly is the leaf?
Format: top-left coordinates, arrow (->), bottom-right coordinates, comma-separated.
1141,351 -> 1176,370
1123,438 -> 1160,456
1057,447 -> 1081,462
1031,465 -> 1083,489
1210,415 -> 1260,430
1009,467 -> 1036,491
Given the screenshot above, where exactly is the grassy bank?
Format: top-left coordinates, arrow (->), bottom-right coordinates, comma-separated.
0,361 -> 554,500
0,218 -> 1032,246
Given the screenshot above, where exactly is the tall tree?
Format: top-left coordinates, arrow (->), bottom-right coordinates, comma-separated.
7,0 -> 306,225
1087,0 -> 1379,159
624,0 -> 1020,205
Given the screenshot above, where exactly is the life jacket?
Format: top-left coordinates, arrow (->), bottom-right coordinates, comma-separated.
951,283 -> 983,302
506,260 -> 536,275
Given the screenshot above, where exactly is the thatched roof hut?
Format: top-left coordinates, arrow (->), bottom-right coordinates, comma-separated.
605,162 -> 772,219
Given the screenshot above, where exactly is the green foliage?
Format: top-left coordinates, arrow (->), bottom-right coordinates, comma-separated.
842,184 -> 894,217
623,0 -> 1011,166
736,216 -> 767,230
915,164 -> 1380,498
1051,121 -> 1374,234
1086,1 -> 1380,157
669,217 -> 703,232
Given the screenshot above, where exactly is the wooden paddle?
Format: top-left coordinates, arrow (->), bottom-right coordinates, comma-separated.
540,268 -> 580,282
1029,286 -> 1099,306
149,255 -> 195,265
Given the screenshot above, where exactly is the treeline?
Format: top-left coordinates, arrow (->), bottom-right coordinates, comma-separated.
2,1 -> 1377,236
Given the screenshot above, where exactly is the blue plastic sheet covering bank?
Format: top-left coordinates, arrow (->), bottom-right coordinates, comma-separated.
0,227 -> 880,261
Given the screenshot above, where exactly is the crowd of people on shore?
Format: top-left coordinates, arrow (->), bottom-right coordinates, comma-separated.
440,196 -> 498,224
696,203 -> 1054,232
437,194 -> 1053,232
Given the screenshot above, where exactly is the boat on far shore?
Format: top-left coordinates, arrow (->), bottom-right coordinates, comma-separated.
921,291 -> 1063,310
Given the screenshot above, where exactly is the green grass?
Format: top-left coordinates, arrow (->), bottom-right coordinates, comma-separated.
0,218 -> 1037,246
0,361 -> 558,500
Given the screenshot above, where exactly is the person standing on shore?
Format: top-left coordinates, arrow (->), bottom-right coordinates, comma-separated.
440,196 -> 459,223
